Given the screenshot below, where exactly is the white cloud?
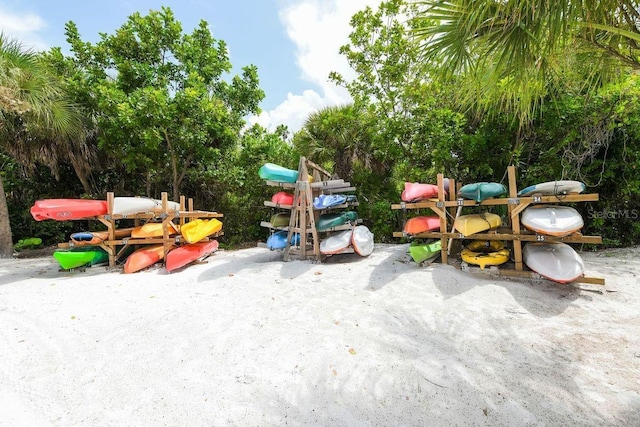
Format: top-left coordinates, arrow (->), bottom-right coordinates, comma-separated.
0,5 -> 48,51
253,0 -> 380,133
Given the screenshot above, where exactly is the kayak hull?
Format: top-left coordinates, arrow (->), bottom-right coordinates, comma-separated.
166,240 -> 219,272
30,199 -> 108,221
518,180 -> 586,197
320,229 -> 353,255
454,213 -> 501,236
351,225 -> 374,256
317,211 -> 358,231
523,242 -> 584,283
259,163 -> 299,183
124,245 -> 168,273
461,241 -> 510,270
403,216 -> 441,235
458,182 -> 507,202
408,240 -> 442,264
180,219 -> 223,243
401,182 -> 441,202
521,205 -> 584,237
131,222 -> 179,238
53,247 -> 109,270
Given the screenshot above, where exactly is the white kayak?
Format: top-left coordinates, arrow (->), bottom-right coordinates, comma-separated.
518,180 -> 585,197
521,205 -> 584,237
113,197 -> 181,215
523,242 -> 584,283
351,225 -> 374,256
320,229 -> 353,255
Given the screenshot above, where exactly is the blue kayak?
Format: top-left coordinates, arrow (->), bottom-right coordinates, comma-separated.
266,231 -> 300,250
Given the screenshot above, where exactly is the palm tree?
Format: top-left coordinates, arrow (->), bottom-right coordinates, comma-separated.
0,34 -> 87,257
410,1 -> 640,127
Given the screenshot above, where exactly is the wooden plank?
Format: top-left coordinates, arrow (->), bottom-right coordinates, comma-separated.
391,193 -> 600,210
263,201 -> 293,209
264,180 -> 296,189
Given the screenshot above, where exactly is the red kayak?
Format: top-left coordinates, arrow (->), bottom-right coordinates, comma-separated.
30,199 -> 108,221
165,240 -> 219,272
401,183 -> 444,202
271,191 -> 294,205
403,216 -> 441,235
124,244 -> 170,274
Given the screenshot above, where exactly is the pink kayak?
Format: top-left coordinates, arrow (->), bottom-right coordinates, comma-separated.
401,183 -> 444,202
30,199 -> 108,221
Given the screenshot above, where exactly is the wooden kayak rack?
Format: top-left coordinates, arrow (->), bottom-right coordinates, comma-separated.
392,165 -> 605,285
259,156 -> 361,262
58,191 -> 223,268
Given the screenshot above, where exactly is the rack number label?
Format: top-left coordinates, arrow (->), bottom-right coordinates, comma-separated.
536,234 -> 545,241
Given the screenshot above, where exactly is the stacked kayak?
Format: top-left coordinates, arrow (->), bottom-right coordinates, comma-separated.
458,182 -> 506,202
401,182 -> 442,202
131,222 -> 180,238
112,197 -> 180,215
31,199 -> 108,221
124,244 -> 171,274
461,240 -> 510,270
317,211 -> 358,231
259,163 -> 299,183
180,218 -> 223,243
454,213 -> 501,237
523,242 -> 584,283
166,240 -> 219,273
403,216 -> 441,235
408,240 -> 442,264
320,225 -> 374,256
521,205 -> 583,237
269,213 -> 290,228
70,227 -> 134,246
313,194 -> 350,209
267,231 -> 300,250
271,191 -> 294,206
53,247 -> 109,270
518,180 -> 585,197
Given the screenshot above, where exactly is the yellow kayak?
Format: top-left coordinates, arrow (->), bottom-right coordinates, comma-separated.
131,222 -> 179,238
461,240 -> 510,270
181,218 -> 223,243
454,213 -> 501,236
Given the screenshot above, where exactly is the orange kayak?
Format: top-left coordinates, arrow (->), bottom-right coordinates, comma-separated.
403,216 -> 441,235
124,244 -> 170,273
131,222 -> 179,238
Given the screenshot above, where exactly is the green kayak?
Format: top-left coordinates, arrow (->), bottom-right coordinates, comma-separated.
270,213 -> 291,227
53,247 -> 109,270
458,182 -> 507,202
408,240 -> 442,264
317,211 -> 358,231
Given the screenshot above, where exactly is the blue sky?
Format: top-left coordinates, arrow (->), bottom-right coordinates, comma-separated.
0,0 -> 380,132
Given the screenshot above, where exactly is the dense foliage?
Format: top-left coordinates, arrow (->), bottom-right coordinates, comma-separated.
2,2 -> 639,252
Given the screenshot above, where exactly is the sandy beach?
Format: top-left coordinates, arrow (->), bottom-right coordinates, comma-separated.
1,243 -> 639,426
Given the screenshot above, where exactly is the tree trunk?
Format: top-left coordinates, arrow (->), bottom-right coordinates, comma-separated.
0,176 -> 14,258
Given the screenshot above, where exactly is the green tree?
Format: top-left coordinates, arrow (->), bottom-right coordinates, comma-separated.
0,35 -> 87,257
60,7 -> 265,201
410,0 -> 640,127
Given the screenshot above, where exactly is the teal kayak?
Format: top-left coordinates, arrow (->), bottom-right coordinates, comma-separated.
53,247 -> 109,269
458,182 -> 506,202
259,163 -> 299,183
408,240 -> 442,264
317,211 -> 358,231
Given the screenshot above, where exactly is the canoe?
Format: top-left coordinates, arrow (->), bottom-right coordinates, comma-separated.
518,180 -> 586,197
112,197 -> 180,215
271,191 -> 294,206
313,194 -> 347,209
165,240 -> 219,272
401,182 -> 442,202
70,227 -> 134,246
521,205 -> 583,237
258,163 -> 299,183
269,213 -> 290,227
403,216 -> 441,235
461,240 -> 510,270
124,244 -> 170,273
53,247 -> 109,270
266,231 -> 300,250
523,242 -> 584,283
458,182 -> 507,202
351,225 -> 374,256
454,213 -> 501,237
317,211 -> 358,231
320,229 -> 354,255
30,199 -> 108,221
408,240 -> 442,264
131,222 -> 180,238
180,218 -> 223,243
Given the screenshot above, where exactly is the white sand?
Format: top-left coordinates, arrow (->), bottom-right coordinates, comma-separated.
0,244 -> 639,426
